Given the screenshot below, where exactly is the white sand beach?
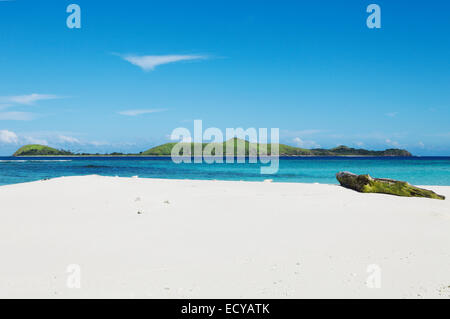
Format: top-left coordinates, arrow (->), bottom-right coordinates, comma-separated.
0,175 -> 449,299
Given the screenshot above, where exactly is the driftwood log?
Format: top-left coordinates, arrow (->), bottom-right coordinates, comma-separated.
336,172 -> 445,200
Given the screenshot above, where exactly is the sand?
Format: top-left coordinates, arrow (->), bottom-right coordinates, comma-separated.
0,175 -> 449,299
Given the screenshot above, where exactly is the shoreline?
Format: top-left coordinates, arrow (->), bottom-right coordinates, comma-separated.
1,174 -> 450,188
1,175 -> 449,298
2,174 -> 448,190
0,174 -> 449,189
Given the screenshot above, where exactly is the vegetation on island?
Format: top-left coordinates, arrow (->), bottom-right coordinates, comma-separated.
13,145 -> 74,156
336,171 -> 445,200
13,139 -> 413,157
142,138 -> 412,157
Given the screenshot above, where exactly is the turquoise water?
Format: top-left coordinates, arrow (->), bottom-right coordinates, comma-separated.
0,156 -> 450,186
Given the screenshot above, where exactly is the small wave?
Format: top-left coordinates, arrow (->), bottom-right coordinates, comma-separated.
83,165 -> 109,168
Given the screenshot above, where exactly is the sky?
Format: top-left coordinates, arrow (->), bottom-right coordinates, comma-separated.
0,0 -> 449,155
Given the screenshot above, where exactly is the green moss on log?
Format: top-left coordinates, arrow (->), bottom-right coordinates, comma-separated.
336,172 -> 445,200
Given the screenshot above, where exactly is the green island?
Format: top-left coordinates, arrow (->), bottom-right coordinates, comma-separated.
13,139 -> 413,157
13,145 -> 74,156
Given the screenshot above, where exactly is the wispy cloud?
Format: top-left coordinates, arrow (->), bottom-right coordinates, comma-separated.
385,112 -> 398,118
118,109 -> 167,116
9,131 -> 100,148
24,136 -> 49,146
0,94 -> 66,121
120,54 -> 208,71
0,130 -> 19,144
0,130 -> 118,151
57,135 -> 81,144
385,139 -> 401,147
293,137 -> 320,149
0,112 -> 35,121
0,94 -> 62,105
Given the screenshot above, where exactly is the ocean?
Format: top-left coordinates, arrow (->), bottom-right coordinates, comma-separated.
0,156 -> 450,186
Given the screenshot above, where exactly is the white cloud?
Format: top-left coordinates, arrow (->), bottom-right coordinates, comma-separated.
0,130 -> 111,149
121,54 -> 207,71
385,139 -> 401,147
385,112 -> 399,118
418,141 -> 425,148
0,94 -> 61,105
0,94 -> 65,121
0,112 -> 35,121
0,130 -> 19,144
24,136 -> 48,145
293,137 -> 320,149
15,132 -> 79,146
179,136 -> 192,143
89,141 -> 109,147
58,135 -> 81,144
118,109 -> 167,116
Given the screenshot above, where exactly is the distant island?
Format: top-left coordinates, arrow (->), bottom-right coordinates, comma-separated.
13,140 -> 413,157
13,145 -> 74,156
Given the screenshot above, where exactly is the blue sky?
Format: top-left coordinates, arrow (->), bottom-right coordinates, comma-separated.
0,0 -> 449,155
